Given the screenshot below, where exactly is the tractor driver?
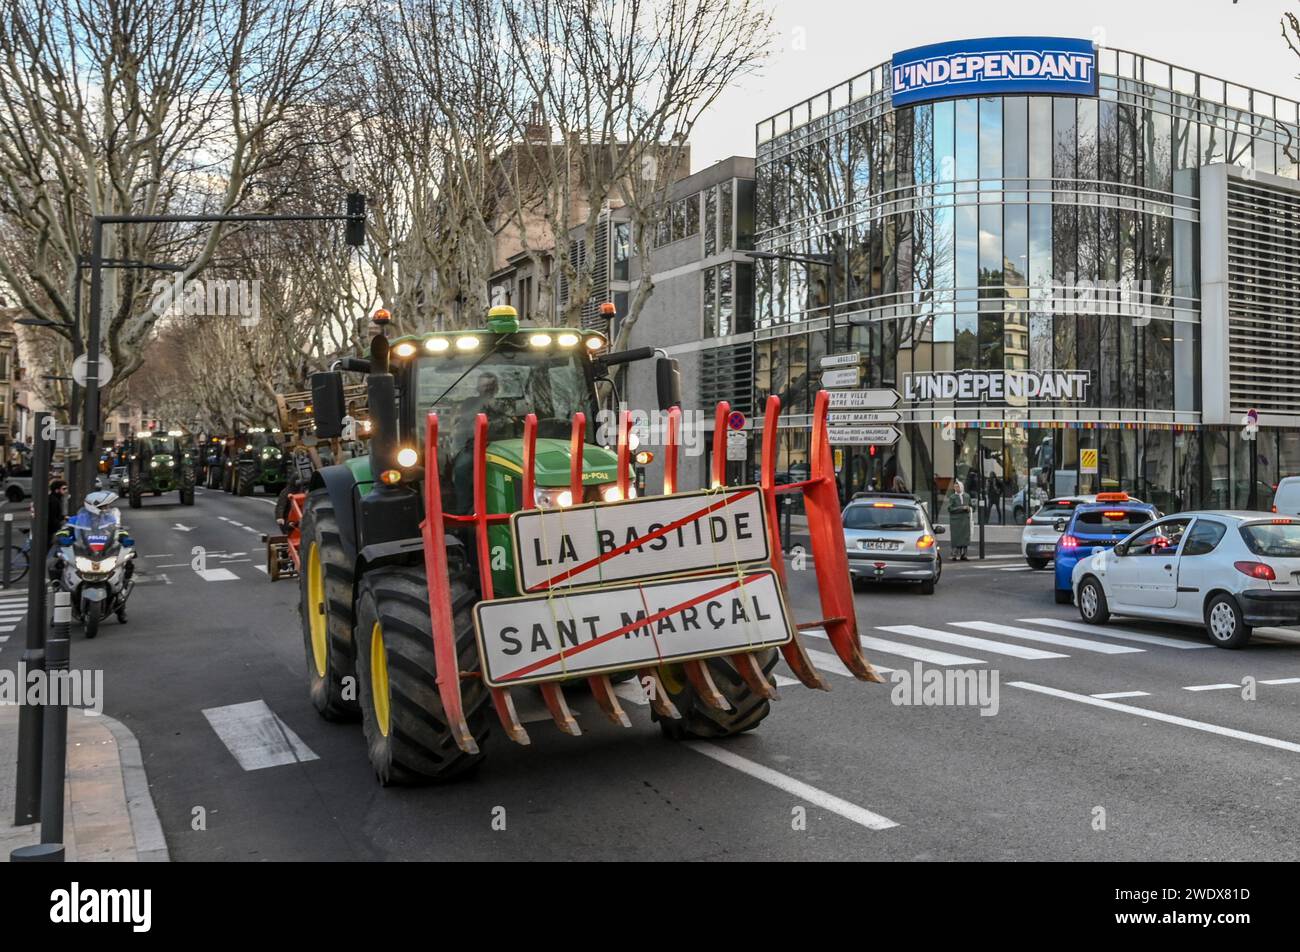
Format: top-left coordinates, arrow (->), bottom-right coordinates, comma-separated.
448,372 -> 515,514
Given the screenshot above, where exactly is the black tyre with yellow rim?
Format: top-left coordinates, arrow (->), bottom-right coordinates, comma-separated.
653,650 -> 779,740
298,488 -> 359,720
353,564 -> 490,784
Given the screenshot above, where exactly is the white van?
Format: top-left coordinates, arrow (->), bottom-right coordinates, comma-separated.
1272,476 -> 1300,516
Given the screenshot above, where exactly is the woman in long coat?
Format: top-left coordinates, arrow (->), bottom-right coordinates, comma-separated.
947,479 -> 973,561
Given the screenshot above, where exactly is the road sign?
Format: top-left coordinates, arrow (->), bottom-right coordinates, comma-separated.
819,352 -> 862,369
53,425 -> 82,452
511,486 -> 770,592
727,410 -> 746,431
474,568 -> 794,688
820,367 -> 861,389
826,388 -> 901,410
827,425 -> 900,446
726,430 -> 748,461
71,354 -> 114,389
1080,448 -> 1098,474
828,410 -> 900,425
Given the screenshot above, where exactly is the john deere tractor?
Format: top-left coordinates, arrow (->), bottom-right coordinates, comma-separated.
225,428 -> 289,496
295,306 -> 797,785
127,430 -> 196,508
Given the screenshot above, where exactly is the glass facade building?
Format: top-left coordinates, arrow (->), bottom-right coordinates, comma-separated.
754,45 -> 1300,521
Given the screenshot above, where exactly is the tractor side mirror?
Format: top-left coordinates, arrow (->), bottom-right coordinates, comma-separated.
656,356 -> 682,410
311,371 -> 346,439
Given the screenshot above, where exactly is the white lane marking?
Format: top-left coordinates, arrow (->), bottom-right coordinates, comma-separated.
156,563 -> 190,569
953,621 -> 1143,655
1091,691 -> 1150,699
803,627 -> 983,666
998,566 -> 1033,572
774,674 -> 800,687
805,646 -> 891,678
878,624 -> 1067,660
1018,617 -> 1213,650
255,565 -> 269,574
0,597 -> 29,605
243,526 -> 260,533
196,568 -> 240,582
0,634 -> 10,641
201,700 -> 319,770
1262,677 -> 1300,685
1183,683 -> 1240,692
685,742 -> 898,831
1010,681 -> 1300,754
173,524 -> 195,532
220,559 -> 252,564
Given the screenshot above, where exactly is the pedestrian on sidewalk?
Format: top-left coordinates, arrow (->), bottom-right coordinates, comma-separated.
947,479 -> 972,561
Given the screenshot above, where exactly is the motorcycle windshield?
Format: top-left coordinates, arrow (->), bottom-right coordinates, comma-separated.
67,509 -> 121,557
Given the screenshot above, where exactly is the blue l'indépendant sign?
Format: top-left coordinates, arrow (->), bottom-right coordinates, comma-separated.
891,36 -> 1097,107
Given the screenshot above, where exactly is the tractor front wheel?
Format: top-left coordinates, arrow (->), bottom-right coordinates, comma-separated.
353,564 -> 490,785
654,650 -> 779,740
298,489 -> 359,721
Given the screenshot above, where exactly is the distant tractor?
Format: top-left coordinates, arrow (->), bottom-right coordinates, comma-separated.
293,306 -> 876,786
222,428 -> 289,496
127,430 -> 196,508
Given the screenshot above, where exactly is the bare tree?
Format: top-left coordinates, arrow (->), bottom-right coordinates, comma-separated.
0,0 -> 353,419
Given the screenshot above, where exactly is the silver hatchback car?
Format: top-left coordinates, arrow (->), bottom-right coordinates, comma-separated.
842,493 -> 944,594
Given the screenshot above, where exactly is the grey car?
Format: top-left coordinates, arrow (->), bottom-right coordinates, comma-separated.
842,494 -> 944,594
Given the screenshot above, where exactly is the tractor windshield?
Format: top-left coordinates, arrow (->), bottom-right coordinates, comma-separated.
149,436 -> 180,456
416,344 -> 593,448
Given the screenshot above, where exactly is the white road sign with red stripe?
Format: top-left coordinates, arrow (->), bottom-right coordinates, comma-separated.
474,567 -> 794,687
511,486 -> 770,592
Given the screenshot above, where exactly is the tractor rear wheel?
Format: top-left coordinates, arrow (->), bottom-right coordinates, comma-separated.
353,564 -> 490,784
653,650 -> 780,740
236,460 -> 256,495
298,489 -> 359,721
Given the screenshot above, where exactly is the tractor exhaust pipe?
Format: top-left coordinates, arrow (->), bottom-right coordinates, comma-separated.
368,373 -> 398,485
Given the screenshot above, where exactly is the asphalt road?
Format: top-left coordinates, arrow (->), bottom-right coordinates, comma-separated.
4,487 -> 1300,861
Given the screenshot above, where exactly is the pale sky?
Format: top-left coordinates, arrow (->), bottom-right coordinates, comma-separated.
690,0 -> 1300,170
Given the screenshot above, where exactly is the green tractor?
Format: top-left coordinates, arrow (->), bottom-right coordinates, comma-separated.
296,306 -> 797,785
127,430 -> 196,508
225,428 -> 289,496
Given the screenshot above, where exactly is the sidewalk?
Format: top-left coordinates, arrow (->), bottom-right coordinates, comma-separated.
0,705 -> 168,861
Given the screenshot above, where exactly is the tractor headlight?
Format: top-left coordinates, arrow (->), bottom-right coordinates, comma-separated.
533,487 -> 574,509
150,459 -> 160,468
262,446 -> 281,459
396,447 -> 418,467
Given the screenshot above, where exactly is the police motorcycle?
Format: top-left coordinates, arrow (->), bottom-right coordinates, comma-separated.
50,490 -> 137,639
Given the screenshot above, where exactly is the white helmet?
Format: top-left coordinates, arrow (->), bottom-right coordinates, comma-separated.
83,490 -> 119,514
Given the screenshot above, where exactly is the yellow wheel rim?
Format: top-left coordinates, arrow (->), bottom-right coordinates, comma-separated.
658,663 -> 686,695
306,543 -> 327,678
370,621 -> 391,737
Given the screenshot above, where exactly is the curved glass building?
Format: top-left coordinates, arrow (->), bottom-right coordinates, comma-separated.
754,41 -> 1300,520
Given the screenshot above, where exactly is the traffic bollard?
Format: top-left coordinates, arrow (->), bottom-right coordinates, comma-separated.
11,592 -> 71,862
38,591 -> 72,858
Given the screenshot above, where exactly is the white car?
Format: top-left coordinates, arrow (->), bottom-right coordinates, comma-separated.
1070,511 -> 1300,648
1020,496 -> 1092,568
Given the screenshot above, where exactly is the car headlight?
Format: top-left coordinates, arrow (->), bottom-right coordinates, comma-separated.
533,487 -> 574,509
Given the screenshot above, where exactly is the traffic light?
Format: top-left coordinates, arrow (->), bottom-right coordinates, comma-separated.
346,192 -> 366,247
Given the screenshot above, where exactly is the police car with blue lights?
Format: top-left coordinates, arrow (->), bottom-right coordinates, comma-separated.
1051,493 -> 1158,604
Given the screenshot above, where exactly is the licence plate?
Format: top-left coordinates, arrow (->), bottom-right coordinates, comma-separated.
860,540 -> 901,551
